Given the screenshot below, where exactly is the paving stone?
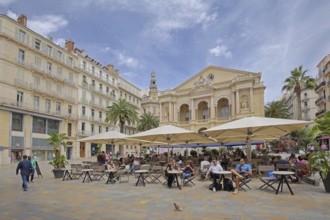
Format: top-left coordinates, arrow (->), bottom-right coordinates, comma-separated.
1,160 -> 329,219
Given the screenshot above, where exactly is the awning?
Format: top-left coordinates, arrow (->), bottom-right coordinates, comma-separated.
319,136 -> 330,140
159,141 -> 264,149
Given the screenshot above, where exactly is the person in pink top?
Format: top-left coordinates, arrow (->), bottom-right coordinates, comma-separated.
297,156 -> 307,165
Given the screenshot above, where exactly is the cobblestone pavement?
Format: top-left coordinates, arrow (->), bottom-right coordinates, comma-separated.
0,160 -> 329,220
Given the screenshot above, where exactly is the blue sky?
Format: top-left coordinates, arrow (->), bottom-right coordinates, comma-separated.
1,0 -> 330,103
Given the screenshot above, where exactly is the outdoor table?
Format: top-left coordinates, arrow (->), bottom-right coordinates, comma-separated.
210,170 -> 231,190
105,170 -> 118,184
213,170 -> 232,184
62,169 -> 72,181
272,171 -> 295,195
135,170 -> 149,187
167,170 -> 183,190
82,169 -> 94,183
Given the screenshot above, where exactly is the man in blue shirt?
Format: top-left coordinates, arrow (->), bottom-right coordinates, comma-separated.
16,155 -> 32,191
231,158 -> 252,194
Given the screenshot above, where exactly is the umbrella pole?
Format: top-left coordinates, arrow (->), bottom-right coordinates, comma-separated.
246,138 -> 252,162
139,143 -> 142,159
167,146 -> 169,163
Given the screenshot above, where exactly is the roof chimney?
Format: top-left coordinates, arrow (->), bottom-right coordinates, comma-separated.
65,40 -> 75,53
17,14 -> 27,27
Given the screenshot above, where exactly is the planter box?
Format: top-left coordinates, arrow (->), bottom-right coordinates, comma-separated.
52,169 -> 65,179
321,172 -> 330,193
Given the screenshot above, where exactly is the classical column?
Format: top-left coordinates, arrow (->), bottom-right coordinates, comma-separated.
159,103 -> 163,122
231,93 -> 235,116
191,99 -> 195,121
173,102 -> 178,122
169,101 -> 173,121
210,97 -> 215,118
250,88 -> 254,113
236,90 -> 240,114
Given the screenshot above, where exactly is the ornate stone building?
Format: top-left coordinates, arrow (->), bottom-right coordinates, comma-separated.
157,66 -> 265,132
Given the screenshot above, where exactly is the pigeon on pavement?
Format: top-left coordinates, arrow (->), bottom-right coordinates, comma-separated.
174,202 -> 183,211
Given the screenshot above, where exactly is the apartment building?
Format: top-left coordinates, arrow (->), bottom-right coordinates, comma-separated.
0,14 -> 78,164
315,54 -> 330,118
0,14 -> 142,165
283,88 -> 317,123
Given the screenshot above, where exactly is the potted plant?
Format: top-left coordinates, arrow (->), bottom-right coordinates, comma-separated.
47,132 -> 69,178
308,111 -> 330,192
308,146 -> 330,192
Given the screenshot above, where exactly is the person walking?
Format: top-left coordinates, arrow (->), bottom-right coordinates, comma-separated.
28,156 -> 37,183
16,155 -> 32,191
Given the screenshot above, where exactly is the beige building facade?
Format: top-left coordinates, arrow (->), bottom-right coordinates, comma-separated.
0,14 -> 79,164
157,66 -> 265,132
0,14 -> 142,165
283,88 -> 317,123
315,54 -> 330,118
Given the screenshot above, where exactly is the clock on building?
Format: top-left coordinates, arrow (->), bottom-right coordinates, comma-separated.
207,74 -> 214,81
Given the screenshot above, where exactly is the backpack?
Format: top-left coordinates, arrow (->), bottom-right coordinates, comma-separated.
223,178 -> 234,192
209,182 -> 222,191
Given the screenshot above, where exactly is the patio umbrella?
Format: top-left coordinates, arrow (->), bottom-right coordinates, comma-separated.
203,116 -> 312,161
128,125 -> 216,162
77,131 -> 162,156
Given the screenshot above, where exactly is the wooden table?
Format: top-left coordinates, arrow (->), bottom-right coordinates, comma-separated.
167,170 -> 183,190
105,170 -> 118,184
82,169 -> 94,183
272,171 -> 295,195
135,170 -> 149,187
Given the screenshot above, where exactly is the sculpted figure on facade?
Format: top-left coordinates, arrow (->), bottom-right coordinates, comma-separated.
241,95 -> 249,109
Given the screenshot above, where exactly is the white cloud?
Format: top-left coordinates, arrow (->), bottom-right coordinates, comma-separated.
101,47 -> 112,52
6,11 -> 68,38
117,52 -> 139,68
0,0 -> 16,7
28,15 -> 68,37
54,38 -> 66,47
209,44 -> 232,58
69,0 -> 217,42
6,10 -> 18,20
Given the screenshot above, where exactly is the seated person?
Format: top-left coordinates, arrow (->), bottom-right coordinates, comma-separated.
231,158 -> 252,195
166,159 -> 180,188
181,161 -> 194,186
270,156 -> 276,166
200,157 -> 211,171
275,155 -> 298,182
107,160 -> 120,181
275,155 -> 290,170
130,157 -> 140,174
297,156 -> 307,165
205,157 -> 223,192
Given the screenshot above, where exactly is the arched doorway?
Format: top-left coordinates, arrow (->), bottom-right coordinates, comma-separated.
217,98 -> 229,118
179,104 -> 190,123
197,101 -> 209,121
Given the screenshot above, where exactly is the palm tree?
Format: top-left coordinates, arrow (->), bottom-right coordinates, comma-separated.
264,100 -> 289,118
47,132 -> 69,169
105,99 -> 138,133
282,66 -> 316,120
137,112 -> 159,132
